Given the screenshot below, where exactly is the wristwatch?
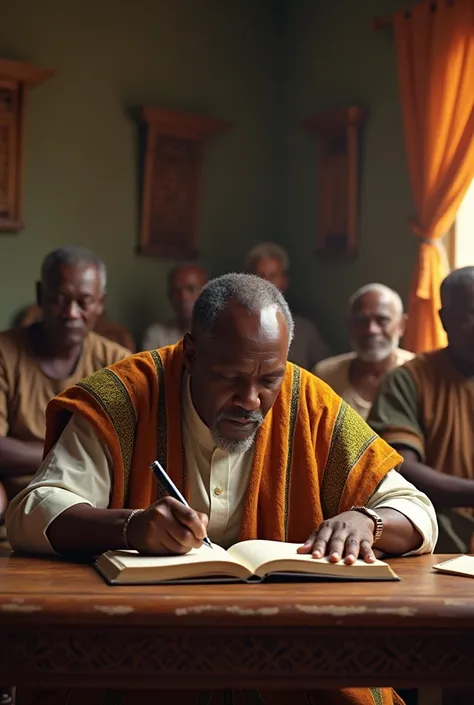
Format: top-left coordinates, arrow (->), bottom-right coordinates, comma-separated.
350,506 -> 384,543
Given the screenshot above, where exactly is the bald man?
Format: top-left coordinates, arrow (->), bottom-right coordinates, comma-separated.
142,264 -> 208,350
314,284 -> 414,420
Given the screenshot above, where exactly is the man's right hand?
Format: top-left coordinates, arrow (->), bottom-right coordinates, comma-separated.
126,497 -> 209,555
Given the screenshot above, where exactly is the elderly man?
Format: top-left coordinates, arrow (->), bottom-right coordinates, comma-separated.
245,242 -> 328,369
142,263 -> 208,349
7,274 -> 436,705
368,267 -> 474,554
0,246 -> 131,509
314,284 -> 414,420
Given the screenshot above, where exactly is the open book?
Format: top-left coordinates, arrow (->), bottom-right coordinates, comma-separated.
95,539 -> 399,585
433,555 -> 474,578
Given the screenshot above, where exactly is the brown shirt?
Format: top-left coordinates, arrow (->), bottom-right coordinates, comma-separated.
368,348 -> 474,481
0,326 -> 131,442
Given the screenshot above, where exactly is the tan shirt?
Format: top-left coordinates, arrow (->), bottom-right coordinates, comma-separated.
6,377 -> 438,555
314,349 -> 415,420
0,326 -> 131,442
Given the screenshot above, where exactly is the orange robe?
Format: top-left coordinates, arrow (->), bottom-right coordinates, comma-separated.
18,342 -> 404,705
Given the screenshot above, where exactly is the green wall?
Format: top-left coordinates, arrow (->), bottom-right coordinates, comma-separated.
282,0 -> 417,351
0,0 -> 416,351
0,0 -> 279,343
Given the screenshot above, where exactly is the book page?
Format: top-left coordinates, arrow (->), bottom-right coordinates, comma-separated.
110,543 -> 229,569
228,539 -> 392,578
101,544 -> 254,582
434,555 -> 474,578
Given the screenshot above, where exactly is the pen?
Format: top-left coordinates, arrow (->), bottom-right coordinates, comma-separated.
150,460 -> 213,549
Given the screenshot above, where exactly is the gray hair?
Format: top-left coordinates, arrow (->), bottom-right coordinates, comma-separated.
41,246 -> 107,291
192,272 -> 294,346
244,242 -> 290,273
440,266 -> 474,308
348,283 -> 404,318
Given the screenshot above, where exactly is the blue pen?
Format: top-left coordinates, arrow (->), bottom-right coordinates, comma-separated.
150,460 -> 213,549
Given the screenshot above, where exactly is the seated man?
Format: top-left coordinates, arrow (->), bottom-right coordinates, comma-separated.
7,273 -> 436,705
314,283 -> 414,420
142,263 -> 208,349
0,246 -> 131,508
245,242 -> 328,369
368,267 -> 474,553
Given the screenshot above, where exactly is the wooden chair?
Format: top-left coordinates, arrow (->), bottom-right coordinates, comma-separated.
16,304 -> 135,352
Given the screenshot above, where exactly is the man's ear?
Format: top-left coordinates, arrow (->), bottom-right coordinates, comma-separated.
183,332 -> 196,374
36,281 -> 42,307
96,292 -> 106,318
399,312 -> 408,336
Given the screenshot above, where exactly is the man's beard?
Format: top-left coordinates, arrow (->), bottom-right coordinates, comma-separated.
351,335 -> 400,363
210,409 -> 265,454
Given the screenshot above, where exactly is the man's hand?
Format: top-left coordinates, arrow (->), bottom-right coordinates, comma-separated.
297,510 -> 376,565
126,497 -> 209,555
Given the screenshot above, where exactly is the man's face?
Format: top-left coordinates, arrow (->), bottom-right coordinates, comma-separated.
348,291 -> 405,363
169,267 -> 207,325
38,263 -> 105,348
184,301 -> 289,453
251,256 -> 288,293
440,283 -> 474,368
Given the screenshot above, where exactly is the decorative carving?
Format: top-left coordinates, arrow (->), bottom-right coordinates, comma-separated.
0,58 -> 54,232
139,107 -> 230,258
302,107 -> 367,258
1,627 -> 474,689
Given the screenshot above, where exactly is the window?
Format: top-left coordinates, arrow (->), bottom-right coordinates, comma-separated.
446,179 -> 474,268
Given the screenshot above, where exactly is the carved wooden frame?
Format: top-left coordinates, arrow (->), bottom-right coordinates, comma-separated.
138,107 -> 230,258
302,106 -> 367,258
0,58 -> 53,232
2,626 -> 474,689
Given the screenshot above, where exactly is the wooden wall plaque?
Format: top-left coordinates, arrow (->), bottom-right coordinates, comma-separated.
139,108 -> 230,258
0,58 -> 53,232
302,106 -> 367,258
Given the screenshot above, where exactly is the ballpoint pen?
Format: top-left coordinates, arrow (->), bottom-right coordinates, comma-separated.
150,460 -> 213,549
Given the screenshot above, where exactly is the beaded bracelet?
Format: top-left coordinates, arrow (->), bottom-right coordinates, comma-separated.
122,509 -> 143,550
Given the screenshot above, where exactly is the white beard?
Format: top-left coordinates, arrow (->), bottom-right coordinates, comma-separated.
351,335 -> 400,363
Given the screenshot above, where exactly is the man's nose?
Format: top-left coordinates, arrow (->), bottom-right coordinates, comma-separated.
234,382 -> 261,411
65,300 -> 82,319
367,319 -> 381,335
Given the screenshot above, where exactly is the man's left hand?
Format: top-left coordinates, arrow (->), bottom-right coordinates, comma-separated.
297,510 -> 376,564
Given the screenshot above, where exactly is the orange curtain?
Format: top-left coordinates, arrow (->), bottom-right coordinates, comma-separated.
395,0 -> 474,353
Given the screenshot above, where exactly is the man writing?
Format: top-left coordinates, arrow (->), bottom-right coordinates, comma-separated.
369,267 -> 474,553
315,283 -> 414,420
142,263 -> 208,349
0,246 -> 131,510
7,274 -> 436,705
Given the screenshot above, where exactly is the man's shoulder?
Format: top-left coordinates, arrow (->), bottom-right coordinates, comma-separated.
295,363 -> 342,403
378,349 -> 442,400
84,331 -> 131,366
394,348 -> 444,379
0,326 -> 29,360
314,352 -> 354,376
396,348 -> 416,365
143,320 -> 181,349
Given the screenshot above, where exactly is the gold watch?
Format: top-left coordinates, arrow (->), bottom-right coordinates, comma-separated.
350,506 -> 384,543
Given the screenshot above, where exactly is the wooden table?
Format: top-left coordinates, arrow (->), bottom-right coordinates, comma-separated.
0,551 -> 472,691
